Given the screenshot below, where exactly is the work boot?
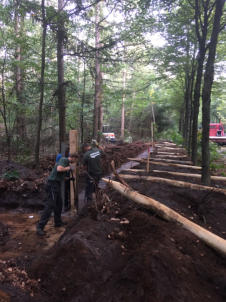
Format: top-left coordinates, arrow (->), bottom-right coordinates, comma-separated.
37,227 -> 45,236
54,221 -> 67,228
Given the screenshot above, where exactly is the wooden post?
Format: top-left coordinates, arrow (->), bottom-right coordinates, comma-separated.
60,142 -> 66,212
146,144 -> 151,173
69,130 -> 79,211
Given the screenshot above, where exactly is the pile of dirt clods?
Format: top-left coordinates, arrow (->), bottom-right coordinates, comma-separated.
30,194 -> 226,302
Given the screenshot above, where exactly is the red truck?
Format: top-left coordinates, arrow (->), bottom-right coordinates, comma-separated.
209,122 -> 226,145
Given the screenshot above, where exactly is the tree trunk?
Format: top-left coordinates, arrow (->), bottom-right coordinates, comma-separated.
93,1 -> 103,140
0,58 -> 11,161
15,0 -> 26,142
191,0 -> 209,165
128,92 -> 135,133
183,73 -> 191,147
121,69 -> 126,140
34,0 -> 47,165
80,61 -> 86,144
201,0 -> 225,185
57,0 -> 66,149
191,48 -> 206,164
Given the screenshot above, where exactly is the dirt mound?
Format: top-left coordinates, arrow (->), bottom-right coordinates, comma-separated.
30,194 -> 226,302
0,160 -> 38,180
122,162 -> 226,239
102,141 -> 147,173
0,160 -> 46,209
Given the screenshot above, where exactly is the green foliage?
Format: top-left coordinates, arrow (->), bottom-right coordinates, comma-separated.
158,129 -> 183,145
2,170 -> 20,181
196,133 -> 221,165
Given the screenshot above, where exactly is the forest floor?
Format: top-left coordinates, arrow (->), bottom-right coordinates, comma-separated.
0,141 -> 226,302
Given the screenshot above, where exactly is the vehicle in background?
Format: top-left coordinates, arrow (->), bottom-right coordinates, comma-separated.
209,123 -> 224,137
102,125 -> 116,143
209,122 -> 226,145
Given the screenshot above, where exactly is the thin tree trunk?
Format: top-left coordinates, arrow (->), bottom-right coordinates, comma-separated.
93,1 -> 103,141
191,0 -> 209,165
201,0 -> 225,185
15,0 -> 26,141
35,0 -> 47,165
188,54 -> 196,155
128,92 -> 135,133
191,49 -> 206,164
0,58 -> 11,161
80,61 -> 86,144
121,69 -> 126,140
57,0 -> 66,149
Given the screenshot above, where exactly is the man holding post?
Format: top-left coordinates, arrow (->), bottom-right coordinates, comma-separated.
36,153 -> 77,236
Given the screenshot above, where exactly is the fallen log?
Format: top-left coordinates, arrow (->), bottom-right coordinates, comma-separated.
158,147 -> 185,151
155,154 -> 188,159
127,158 -> 201,170
157,151 -> 186,156
123,168 -> 146,173
151,158 -> 193,165
102,178 -> 226,257
152,170 -> 226,182
128,157 -> 193,165
119,174 -> 226,196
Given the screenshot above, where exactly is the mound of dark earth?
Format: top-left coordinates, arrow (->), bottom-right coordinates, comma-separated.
29,194 -> 226,302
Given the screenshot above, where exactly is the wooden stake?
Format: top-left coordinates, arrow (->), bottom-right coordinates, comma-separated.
146,144 -> 151,173
60,142 -> 66,212
69,130 -> 79,211
119,174 -> 226,196
102,178 -> 226,257
110,160 -> 131,188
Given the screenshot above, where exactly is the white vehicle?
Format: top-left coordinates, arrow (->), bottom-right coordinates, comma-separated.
102,125 -> 116,143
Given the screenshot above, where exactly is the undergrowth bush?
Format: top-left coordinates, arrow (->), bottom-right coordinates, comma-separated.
2,170 -> 20,180
157,129 -> 183,145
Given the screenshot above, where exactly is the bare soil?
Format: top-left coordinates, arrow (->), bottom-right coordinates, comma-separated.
0,142 -> 225,301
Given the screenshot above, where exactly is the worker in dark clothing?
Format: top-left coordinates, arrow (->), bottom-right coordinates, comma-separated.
83,141 -> 104,203
36,153 -> 77,236
56,152 -> 71,211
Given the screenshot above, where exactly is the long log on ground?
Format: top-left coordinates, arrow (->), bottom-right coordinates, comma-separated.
128,157 -> 193,165
158,147 -> 185,151
157,151 -> 186,156
127,158 -> 201,170
152,170 -> 226,182
151,158 -> 193,165
155,154 -> 188,159
119,174 -> 226,196
123,169 -> 146,173
102,178 -> 226,257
